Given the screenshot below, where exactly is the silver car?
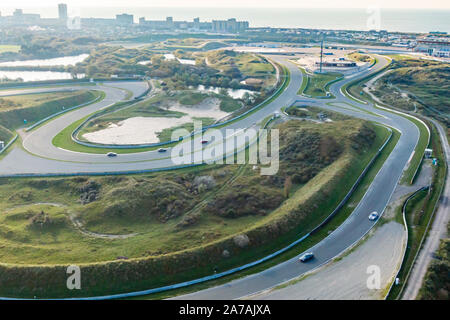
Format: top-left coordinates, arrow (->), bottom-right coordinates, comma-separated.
299,252 -> 314,262
368,211 -> 379,221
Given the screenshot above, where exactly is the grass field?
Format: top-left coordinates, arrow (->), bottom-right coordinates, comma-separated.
347,52 -> 375,64
199,50 -> 277,87
0,45 -> 20,54
300,71 -> 342,97
0,125 -> 13,144
7,118 -> 370,265
398,115 -> 430,184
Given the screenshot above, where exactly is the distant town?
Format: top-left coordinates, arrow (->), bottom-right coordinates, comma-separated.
0,3 -> 448,57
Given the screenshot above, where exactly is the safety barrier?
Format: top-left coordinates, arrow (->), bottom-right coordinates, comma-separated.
310,128 -> 393,234
385,185 -> 429,299
0,134 -> 18,155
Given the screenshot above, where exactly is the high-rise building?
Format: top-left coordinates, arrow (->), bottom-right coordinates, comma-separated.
116,13 -> 134,25
58,3 -> 67,20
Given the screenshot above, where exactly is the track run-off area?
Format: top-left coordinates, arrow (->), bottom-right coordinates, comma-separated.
0,53 -> 431,299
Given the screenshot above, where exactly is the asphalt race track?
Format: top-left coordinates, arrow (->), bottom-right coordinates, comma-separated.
0,54 -> 422,299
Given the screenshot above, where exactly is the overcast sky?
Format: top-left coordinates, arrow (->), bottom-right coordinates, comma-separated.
1,0 -> 449,9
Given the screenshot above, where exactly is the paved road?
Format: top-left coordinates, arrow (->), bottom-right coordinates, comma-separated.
171,55 -> 422,300
402,119 -> 450,300
0,55 -> 424,300
248,222 -> 406,300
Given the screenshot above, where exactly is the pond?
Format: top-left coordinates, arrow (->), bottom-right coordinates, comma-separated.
0,71 -> 85,82
193,85 -> 256,99
0,54 -> 89,67
82,97 -> 229,145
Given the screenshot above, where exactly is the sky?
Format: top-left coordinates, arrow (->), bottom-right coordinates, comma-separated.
1,0 -> 449,9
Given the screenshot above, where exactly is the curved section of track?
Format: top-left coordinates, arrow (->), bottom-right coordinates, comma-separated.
0,55 -> 423,300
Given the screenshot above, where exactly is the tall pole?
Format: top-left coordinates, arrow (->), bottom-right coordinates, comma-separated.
320,39 -> 323,73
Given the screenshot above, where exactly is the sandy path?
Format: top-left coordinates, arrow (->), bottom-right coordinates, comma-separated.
248,222 -> 405,300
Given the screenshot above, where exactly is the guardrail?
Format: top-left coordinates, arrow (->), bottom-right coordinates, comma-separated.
0,134 -> 18,156
70,63 -> 289,150
386,120 -> 448,300
0,77 -> 144,90
385,185 -> 429,299
310,128 -> 393,234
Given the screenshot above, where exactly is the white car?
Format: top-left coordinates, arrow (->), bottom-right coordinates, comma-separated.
368,211 -> 379,221
299,252 -> 314,262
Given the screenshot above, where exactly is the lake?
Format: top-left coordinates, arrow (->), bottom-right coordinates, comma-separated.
0,71 -> 85,82
194,85 -> 255,99
0,54 -> 89,67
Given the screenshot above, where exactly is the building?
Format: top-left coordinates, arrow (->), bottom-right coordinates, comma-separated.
11,9 -> 41,25
58,3 -> 67,20
315,61 -> 356,67
212,18 -> 249,33
414,38 -> 450,57
138,16 -> 214,31
116,13 -> 134,25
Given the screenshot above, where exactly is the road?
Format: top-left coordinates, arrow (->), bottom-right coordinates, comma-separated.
247,222 -> 406,300
0,54 -> 425,300
170,55 -> 422,300
402,119 -> 450,300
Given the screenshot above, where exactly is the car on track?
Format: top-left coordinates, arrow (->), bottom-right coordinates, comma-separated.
106,152 -> 117,157
201,140 -> 209,144
157,148 -> 168,153
299,252 -> 314,262
368,211 -> 379,221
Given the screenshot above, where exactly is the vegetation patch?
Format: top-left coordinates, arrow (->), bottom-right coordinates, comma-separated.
419,232 -> 450,300
369,57 -> 449,139
300,71 -> 342,97
0,90 -> 101,130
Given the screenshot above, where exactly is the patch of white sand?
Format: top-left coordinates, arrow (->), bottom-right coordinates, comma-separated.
170,97 -> 230,120
82,97 -> 229,145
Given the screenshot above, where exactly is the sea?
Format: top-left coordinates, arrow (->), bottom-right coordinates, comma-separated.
1,7 -> 449,33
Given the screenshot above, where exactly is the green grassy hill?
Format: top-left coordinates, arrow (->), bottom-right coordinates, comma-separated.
0,125 -> 13,144
0,90 -> 100,130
